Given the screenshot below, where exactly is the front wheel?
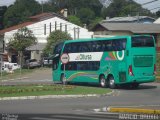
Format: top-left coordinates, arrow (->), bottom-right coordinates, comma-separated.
131,83 -> 139,89
99,75 -> 106,87
108,76 -> 116,89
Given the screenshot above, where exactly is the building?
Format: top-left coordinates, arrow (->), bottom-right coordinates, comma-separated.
154,18 -> 160,24
103,16 -> 155,24
0,12 -> 93,63
92,22 -> 160,51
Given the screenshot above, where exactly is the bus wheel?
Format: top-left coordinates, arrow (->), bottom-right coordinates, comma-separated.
131,83 -> 139,89
99,75 -> 106,87
108,76 -> 116,89
60,74 -> 66,85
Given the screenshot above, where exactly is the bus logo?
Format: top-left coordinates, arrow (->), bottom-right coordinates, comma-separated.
105,50 -> 125,61
75,54 -> 92,61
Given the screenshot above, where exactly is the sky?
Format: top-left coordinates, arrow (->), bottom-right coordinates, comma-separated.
0,0 -> 160,13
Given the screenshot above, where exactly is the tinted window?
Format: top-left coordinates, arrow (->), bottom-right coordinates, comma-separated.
52,57 -> 59,70
54,42 -> 64,54
61,61 -> 100,71
132,36 -> 154,47
63,39 -> 126,53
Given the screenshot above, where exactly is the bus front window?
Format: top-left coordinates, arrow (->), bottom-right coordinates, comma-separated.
52,58 -> 59,70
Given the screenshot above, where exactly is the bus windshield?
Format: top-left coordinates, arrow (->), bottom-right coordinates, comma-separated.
53,42 -> 64,54
132,36 -> 154,47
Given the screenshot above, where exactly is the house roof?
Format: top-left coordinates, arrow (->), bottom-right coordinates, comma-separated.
29,12 -> 66,21
0,22 -> 35,35
29,13 -> 53,19
154,18 -> 160,24
92,22 -> 160,34
103,16 -> 155,22
0,12 -> 66,35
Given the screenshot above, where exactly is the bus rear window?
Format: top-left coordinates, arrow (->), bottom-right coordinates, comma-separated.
132,36 -> 154,47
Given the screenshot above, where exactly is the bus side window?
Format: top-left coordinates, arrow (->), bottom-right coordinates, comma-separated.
104,41 -> 112,51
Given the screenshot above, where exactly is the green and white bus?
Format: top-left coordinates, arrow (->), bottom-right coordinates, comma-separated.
52,35 -> 156,88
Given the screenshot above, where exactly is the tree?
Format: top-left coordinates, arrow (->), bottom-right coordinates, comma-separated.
88,17 -> 103,30
43,30 -> 72,56
156,11 -> 160,17
101,0 -> 153,18
0,6 -> 7,30
49,0 -> 102,16
77,8 -> 95,25
68,15 -> 82,26
3,0 -> 41,28
8,27 -> 37,66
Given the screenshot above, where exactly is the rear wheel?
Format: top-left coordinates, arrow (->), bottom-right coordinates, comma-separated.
99,75 -> 106,87
108,76 -> 116,89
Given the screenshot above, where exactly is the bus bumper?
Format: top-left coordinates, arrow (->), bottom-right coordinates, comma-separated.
127,75 -> 156,84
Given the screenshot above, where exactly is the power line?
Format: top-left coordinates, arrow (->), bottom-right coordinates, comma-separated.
142,0 -> 159,6
149,6 -> 160,11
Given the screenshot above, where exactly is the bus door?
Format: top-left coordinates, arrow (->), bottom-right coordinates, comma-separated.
52,56 -> 61,81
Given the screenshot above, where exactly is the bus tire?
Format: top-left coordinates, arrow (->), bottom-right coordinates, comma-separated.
131,83 -> 139,89
99,75 -> 106,87
60,74 -> 66,85
108,76 -> 116,89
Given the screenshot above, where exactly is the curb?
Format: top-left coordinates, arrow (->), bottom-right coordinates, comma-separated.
107,107 -> 160,114
0,90 -> 114,101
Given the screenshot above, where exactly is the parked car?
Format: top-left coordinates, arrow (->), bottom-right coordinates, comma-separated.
41,57 -> 52,67
24,59 -> 41,69
1,62 -> 20,72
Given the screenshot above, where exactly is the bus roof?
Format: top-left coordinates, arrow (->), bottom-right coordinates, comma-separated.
64,35 -> 152,44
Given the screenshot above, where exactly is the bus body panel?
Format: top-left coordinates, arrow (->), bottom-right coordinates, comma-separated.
126,36 -> 156,84
52,35 -> 156,86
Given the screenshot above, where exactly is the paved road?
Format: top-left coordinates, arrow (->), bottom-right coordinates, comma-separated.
0,68 -> 160,119
0,83 -> 160,120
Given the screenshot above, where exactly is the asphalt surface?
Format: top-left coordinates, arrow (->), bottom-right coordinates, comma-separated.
0,83 -> 160,120
0,68 -> 160,120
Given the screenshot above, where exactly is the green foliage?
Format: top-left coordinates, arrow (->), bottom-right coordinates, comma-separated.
101,0 -> 153,18
3,0 -> 41,28
49,0 -> 102,16
8,27 -> 37,52
0,6 -> 7,29
8,27 -> 37,65
43,30 -> 72,55
77,8 -> 95,25
2,0 -> 155,29
156,11 -> 160,17
41,1 -> 57,13
89,17 -> 103,30
68,15 -> 82,26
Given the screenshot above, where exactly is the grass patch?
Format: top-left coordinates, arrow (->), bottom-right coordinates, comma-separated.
0,85 -> 111,98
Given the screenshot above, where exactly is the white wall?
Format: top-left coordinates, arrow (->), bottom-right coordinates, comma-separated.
4,17 -> 93,44
3,16 -> 93,61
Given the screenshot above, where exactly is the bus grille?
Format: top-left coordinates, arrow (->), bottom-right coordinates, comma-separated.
133,56 -> 153,67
